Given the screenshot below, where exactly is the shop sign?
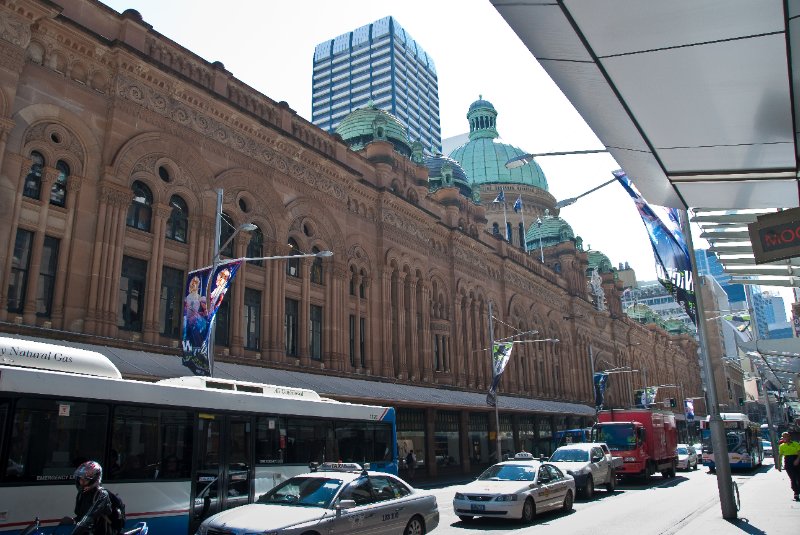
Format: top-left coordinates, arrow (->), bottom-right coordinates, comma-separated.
749,208 -> 800,264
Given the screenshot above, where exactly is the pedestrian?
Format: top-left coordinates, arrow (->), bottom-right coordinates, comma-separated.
776,432 -> 800,501
405,449 -> 417,479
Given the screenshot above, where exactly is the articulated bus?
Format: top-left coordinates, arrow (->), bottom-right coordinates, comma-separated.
700,412 -> 763,470
0,337 -> 397,534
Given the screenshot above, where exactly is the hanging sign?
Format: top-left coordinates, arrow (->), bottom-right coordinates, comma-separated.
749,207 -> 800,264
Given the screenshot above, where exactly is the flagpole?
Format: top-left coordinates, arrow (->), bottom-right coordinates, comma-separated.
518,196 -> 528,253
207,188 -> 223,378
502,195 -> 509,242
488,300 -> 501,463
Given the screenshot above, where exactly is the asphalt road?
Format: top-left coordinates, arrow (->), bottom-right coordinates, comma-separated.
426,459 -> 775,535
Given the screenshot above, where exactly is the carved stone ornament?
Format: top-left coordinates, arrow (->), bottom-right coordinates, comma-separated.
0,9 -> 32,48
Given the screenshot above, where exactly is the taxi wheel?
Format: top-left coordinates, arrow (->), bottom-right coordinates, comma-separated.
520,497 -> 535,523
562,490 -> 574,512
457,515 -> 474,522
403,515 -> 425,535
582,476 -> 594,499
605,472 -> 616,492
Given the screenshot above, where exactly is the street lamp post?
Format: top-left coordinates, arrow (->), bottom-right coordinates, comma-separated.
203,188 -> 333,377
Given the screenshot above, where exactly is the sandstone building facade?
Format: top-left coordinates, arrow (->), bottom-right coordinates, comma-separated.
0,0 -> 701,478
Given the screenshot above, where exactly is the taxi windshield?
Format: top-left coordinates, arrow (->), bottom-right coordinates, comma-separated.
677,447 -> 688,455
550,449 -> 589,462
257,476 -> 344,508
478,464 -> 536,481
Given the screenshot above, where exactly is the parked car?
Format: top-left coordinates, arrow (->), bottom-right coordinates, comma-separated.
692,442 -> 704,463
452,452 -> 575,524
195,462 -> 439,535
762,439 -> 773,457
676,444 -> 698,471
548,443 -> 620,499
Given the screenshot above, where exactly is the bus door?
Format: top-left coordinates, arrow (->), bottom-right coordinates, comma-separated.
190,413 -> 254,533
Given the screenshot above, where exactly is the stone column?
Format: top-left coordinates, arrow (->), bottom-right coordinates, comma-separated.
229,232 -> 250,355
381,268 -> 393,377
299,258 -> 311,365
395,271 -> 407,379
51,175 -> 83,329
419,283 -> 433,381
0,118 -> 15,175
267,242 -> 287,363
22,167 -> 59,324
460,411 -> 471,474
407,275 -> 418,380
452,297 -> 464,383
142,203 -> 171,343
102,189 -> 132,337
354,271 -> 362,369
425,408 -> 437,478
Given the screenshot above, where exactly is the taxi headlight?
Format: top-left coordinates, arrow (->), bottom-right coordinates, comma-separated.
623,457 -> 636,462
455,492 -> 465,500
495,494 -> 518,502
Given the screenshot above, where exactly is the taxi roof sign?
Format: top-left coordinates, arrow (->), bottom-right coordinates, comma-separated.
317,462 -> 363,472
514,452 -> 535,460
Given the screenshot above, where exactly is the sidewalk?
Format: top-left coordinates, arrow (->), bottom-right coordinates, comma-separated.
674,460 -> 799,535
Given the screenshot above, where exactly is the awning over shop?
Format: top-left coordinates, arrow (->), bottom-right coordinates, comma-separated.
2,333 -> 595,417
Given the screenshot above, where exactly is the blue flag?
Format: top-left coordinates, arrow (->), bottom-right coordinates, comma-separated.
594,372 -> 609,409
684,399 -> 695,422
614,170 -> 691,273
513,195 -> 522,213
493,190 -> 505,203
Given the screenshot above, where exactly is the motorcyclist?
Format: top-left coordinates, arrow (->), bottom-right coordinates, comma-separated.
73,461 -> 113,535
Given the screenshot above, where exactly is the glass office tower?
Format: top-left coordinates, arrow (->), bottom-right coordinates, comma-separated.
312,16 -> 442,154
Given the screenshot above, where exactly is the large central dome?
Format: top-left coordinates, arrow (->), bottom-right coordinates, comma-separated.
449,97 -> 548,190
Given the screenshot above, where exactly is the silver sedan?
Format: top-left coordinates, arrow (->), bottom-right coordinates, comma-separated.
196,463 -> 439,535
452,455 -> 575,523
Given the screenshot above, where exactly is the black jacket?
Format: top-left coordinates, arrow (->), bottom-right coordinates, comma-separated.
74,487 -> 112,535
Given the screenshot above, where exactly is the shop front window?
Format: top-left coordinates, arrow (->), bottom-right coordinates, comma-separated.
396,410 -> 426,477
468,413 -> 491,465
435,411 -> 461,469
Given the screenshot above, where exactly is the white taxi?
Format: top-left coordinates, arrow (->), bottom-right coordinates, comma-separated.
195,462 -> 439,535
452,452 -> 575,523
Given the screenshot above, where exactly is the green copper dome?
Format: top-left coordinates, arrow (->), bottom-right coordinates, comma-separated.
425,154 -> 475,199
525,213 -> 576,249
449,97 -> 548,190
336,102 -> 412,156
587,250 -> 614,274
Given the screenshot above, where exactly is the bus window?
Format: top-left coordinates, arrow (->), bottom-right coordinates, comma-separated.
1,402 -> 13,478
7,398 -> 108,481
335,421 -> 392,465
285,418 -> 335,464
255,417 -> 284,464
110,406 -> 192,480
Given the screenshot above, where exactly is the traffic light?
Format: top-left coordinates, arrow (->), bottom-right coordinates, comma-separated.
738,397 -> 744,407
669,398 -> 676,408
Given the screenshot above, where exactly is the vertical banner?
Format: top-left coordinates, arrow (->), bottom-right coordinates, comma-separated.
792,302 -> 800,338
634,387 -> 658,408
684,399 -> 695,421
486,342 -> 513,407
594,372 -> 609,410
181,261 -> 242,375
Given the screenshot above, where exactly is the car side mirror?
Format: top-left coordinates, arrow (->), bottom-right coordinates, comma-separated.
592,454 -> 603,463
337,499 -> 356,512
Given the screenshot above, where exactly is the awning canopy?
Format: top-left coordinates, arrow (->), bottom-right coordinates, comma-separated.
491,0 -> 799,210
2,334 -> 594,416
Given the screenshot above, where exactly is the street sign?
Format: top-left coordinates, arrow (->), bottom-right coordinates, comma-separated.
749,207 -> 800,264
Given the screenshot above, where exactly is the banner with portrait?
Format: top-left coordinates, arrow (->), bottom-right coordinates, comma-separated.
181,260 -> 242,376
634,386 -> 658,408
594,372 -> 609,410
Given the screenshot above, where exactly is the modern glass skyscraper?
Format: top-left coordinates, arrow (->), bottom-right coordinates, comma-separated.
312,16 -> 442,154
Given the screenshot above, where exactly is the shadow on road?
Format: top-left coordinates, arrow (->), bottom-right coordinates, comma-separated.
452,508 -> 576,531
617,475 -> 689,490
725,517 -> 768,535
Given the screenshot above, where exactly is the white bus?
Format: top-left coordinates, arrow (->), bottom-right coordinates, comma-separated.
700,412 -> 763,470
0,337 -> 397,534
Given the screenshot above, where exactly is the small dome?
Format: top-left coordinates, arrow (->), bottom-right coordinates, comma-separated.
525,214 -> 575,249
587,250 -> 614,274
425,154 -> 474,199
335,102 -> 412,156
449,96 -> 548,190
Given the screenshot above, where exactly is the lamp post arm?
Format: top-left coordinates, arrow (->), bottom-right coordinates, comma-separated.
555,177 -> 619,209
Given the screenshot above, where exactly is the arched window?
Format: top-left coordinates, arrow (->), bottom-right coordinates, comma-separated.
50,160 -> 69,207
359,269 -> 367,298
310,246 -> 324,285
219,212 -> 234,258
492,222 -> 500,236
247,226 -> 263,266
349,267 -> 356,296
126,181 -> 153,231
166,195 -> 188,242
518,223 -> 525,249
286,238 -> 300,278
23,151 -> 44,200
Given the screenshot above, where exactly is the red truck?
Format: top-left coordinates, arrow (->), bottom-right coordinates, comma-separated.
592,409 -> 678,479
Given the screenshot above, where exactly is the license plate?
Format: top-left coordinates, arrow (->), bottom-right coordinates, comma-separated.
470,504 -> 485,512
